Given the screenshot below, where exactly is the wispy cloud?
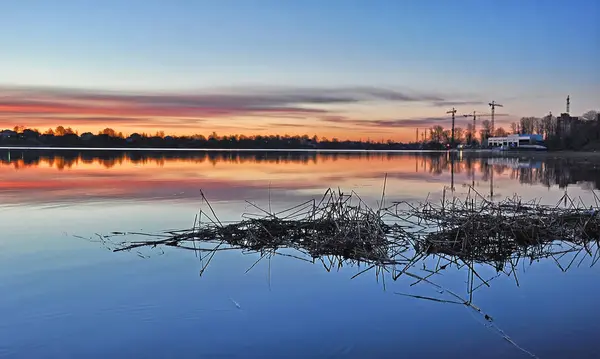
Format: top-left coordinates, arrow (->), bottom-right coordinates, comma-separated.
320,114 -> 521,130
0,85 -> 483,136
0,115 -> 206,129
320,116 -> 452,128
0,85 -> 472,119
430,100 -> 485,107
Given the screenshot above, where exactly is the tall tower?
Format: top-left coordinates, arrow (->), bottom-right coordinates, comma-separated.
566,95 -> 570,114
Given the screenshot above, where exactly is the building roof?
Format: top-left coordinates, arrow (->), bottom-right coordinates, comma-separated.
488,134 -> 543,141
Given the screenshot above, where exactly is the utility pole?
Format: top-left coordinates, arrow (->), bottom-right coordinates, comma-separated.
488,101 -> 503,136
446,107 -> 457,148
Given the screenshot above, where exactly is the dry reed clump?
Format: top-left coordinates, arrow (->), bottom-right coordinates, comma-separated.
111,188 -> 410,271
108,186 -> 600,273
392,188 -> 600,266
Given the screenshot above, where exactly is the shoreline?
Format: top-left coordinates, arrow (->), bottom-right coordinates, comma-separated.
0,146 -> 599,156
0,146 -> 448,153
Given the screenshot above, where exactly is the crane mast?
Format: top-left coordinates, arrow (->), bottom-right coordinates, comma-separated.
446,107 -> 458,148
488,101 -> 503,136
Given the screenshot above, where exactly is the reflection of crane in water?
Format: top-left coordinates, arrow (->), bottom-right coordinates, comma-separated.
415,155 -> 418,173
448,152 -> 458,192
487,161 -> 499,200
475,160 -> 498,200
467,157 -> 476,187
490,167 -> 495,199
451,155 -> 454,191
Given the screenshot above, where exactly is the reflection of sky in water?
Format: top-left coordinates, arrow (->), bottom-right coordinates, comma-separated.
2,150 -> 600,207
1,151 -> 599,358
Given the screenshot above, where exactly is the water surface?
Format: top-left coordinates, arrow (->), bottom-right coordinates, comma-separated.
1,150 -> 599,358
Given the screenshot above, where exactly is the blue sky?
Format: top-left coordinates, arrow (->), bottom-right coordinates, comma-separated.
0,0 -> 598,139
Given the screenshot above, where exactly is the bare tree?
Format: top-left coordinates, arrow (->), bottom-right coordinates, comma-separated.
480,120 -> 492,141
442,129 -> 452,144
581,110 -> 599,122
429,125 -> 444,143
466,123 -> 475,143
454,127 -> 465,143
541,114 -> 557,136
495,127 -> 508,137
518,117 -> 540,134
535,119 -> 544,136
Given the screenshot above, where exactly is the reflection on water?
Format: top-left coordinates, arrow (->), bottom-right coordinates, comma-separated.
1,150 -> 600,359
97,174 -> 599,359
2,150 -> 600,206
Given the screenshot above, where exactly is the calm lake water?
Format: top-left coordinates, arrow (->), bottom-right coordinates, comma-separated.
1,149 -> 599,359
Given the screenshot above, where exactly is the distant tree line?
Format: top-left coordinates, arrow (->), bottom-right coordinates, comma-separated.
0,126 -> 426,150
2,110 -> 598,151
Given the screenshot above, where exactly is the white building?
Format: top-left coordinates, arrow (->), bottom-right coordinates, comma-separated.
487,134 -> 544,148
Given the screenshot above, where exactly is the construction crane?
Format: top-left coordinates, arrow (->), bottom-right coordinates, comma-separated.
463,111 -> 509,144
446,107 -> 458,148
488,101 -> 503,135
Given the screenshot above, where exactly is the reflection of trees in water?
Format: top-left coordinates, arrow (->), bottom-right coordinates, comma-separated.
2,150 -> 600,190
511,160 -> 600,190
0,150 -> 322,170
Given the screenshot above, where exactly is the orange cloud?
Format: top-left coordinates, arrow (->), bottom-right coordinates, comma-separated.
0,85 -> 489,141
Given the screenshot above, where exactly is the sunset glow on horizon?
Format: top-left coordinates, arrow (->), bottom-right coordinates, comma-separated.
0,85 -> 503,141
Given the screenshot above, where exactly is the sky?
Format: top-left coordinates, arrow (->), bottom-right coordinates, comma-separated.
1,0 -> 599,141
